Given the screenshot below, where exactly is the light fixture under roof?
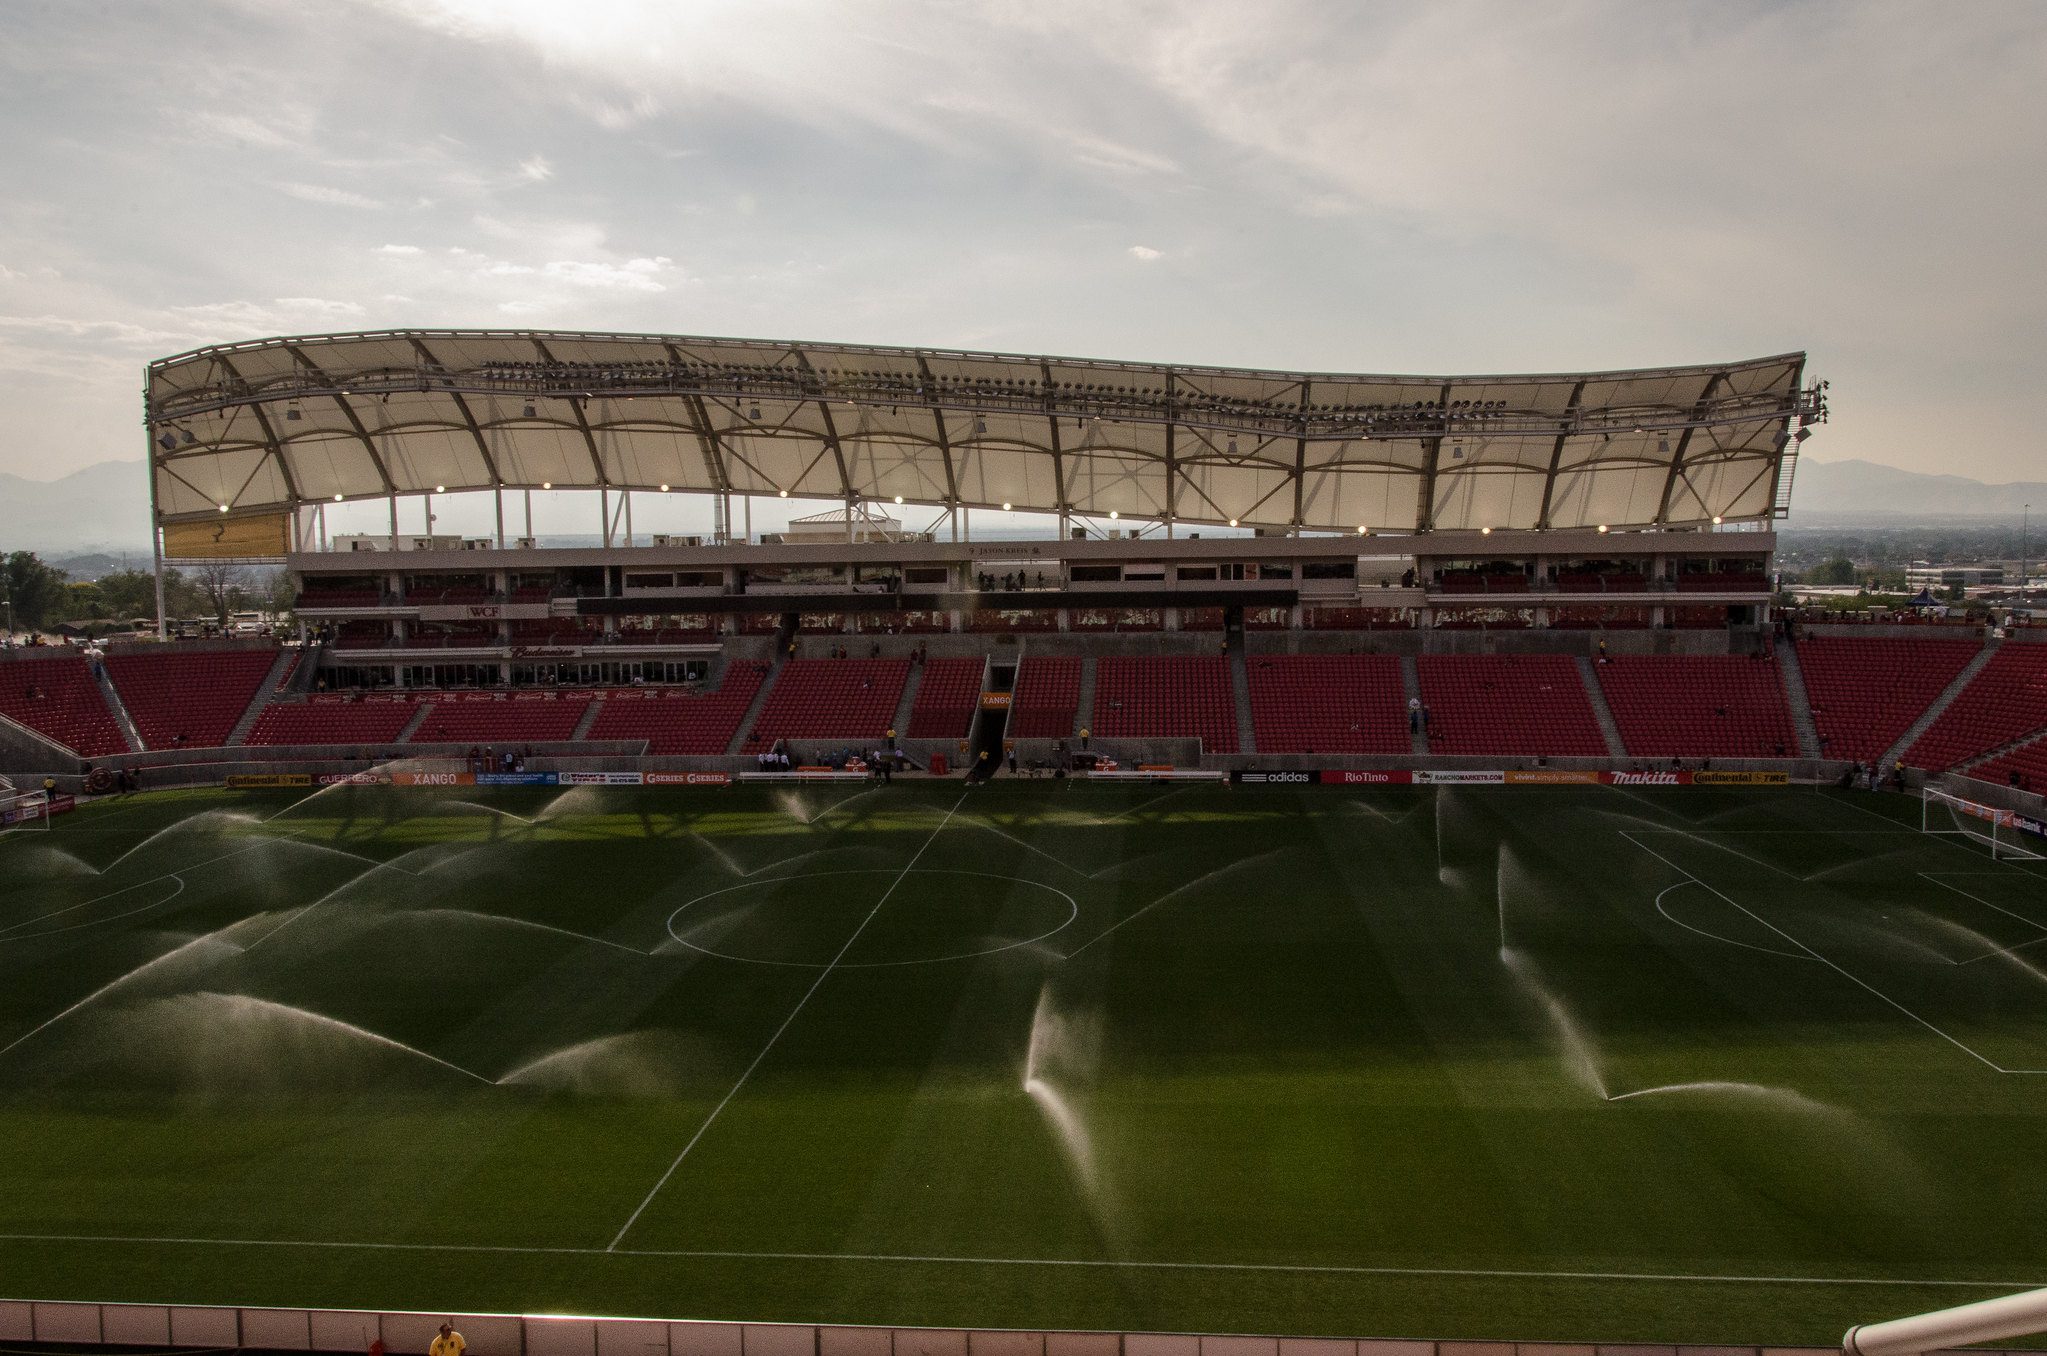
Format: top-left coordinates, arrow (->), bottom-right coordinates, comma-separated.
218,504 -> 230,513
975,418 -> 988,434
748,404 -> 761,420
1597,524 -> 1609,533
434,484 -> 445,493
778,488 -> 789,498
1228,518 -> 1238,527
1108,510 -> 1119,520
660,483 -> 670,492
541,481 -> 552,490
1002,501 -> 1012,511
333,493 -> 343,502
894,494 -> 904,504
523,402 -> 536,418
1712,515 -> 1724,525
1480,526 -> 1492,535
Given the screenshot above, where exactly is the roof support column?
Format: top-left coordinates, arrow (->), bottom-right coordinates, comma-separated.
1535,380 -> 1587,530
1292,379 -> 1312,530
146,418 -> 166,640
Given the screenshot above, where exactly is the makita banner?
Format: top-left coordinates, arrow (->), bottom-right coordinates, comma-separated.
1604,770 -> 1693,786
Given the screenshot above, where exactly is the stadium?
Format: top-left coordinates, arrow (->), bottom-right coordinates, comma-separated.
6,328 -> 2047,1356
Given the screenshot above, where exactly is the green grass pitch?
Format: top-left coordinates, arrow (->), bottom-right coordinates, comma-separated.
3,780 -> 2046,1344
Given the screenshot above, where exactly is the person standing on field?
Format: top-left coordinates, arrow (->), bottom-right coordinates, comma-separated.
430,1325 -> 465,1356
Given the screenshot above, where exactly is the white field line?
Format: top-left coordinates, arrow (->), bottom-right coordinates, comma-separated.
1062,849 -> 1287,960
0,839 -> 276,937
1621,831 -> 2047,1075
1651,881 -> 1809,961
1919,873 -> 2047,956
0,877 -> 187,943
0,1230 -> 2037,1291
607,791 -> 971,1252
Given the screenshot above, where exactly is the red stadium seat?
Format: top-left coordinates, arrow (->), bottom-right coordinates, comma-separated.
1247,655 -> 1408,755
1418,655 -> 1607,757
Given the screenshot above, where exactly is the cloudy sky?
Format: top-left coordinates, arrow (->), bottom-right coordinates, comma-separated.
1,0 -> 2042,528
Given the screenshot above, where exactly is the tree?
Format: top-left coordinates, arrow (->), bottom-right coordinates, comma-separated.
1808,557 -> 1857,586
2,551 -> 68,633
95,569 -> 160,625
185,562 -> 250,625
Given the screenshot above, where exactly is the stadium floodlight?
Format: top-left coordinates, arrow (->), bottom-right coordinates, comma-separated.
1227,437 -> 1239,454
1658,437 -> 1670,455
1356,525 -> 1366,535
157,432 -> 176,451
1108,510 -> 1119,520
217,504 -> 229,513
1480,526 -> 1492,535
285,402 -> 301,422
1712,515 -> 1724,524
1597,524 -> 1609,533
976,418 -> 988,434
894,494 -> 904,504
522,402 -> 536,417
1002,501 -> 1012,511
1228,518 -> 1238,527
1795,426 -> 1813,442
333,493 -> 343,501
748,404 -> 761,419
660,483 -> 670,492
435,484 -> 445,493
778,488 -> 789,498
541,481 -> 552,489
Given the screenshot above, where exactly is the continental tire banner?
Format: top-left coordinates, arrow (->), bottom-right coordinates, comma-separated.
225,773 -> 312,788
163,513 -> 290,559
1690,770 -> 1790,786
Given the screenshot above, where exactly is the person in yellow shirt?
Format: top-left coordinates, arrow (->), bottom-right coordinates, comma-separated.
430,1324 -> 465,1356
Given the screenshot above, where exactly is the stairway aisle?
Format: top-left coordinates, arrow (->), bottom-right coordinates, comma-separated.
1882,638 -> 1999,768
1574,655 -> 1628,758
1774,643 -> 1823,760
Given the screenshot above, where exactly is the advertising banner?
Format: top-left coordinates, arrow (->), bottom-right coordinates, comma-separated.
1413,770 -> 1507,785
1233,770 -> 1315,785
980,692 -> 1013,709
1604,770 -> 1693,786
316,771 -> 391,786
225,773 -> 313,788
646,771 -> 732,786
1689,770 -> 1790,786
1504,770 -> 1604,785
389,771 -> 474,787
558,771 -> 645,786
475,772 -> 559,787
1320,770 -> 1414,785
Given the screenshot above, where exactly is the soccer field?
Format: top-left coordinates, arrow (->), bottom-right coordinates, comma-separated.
2,780 -> 2045,1344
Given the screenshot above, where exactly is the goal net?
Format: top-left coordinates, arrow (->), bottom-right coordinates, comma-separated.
0,790 -> 52,837
1922,787 -> 2047,861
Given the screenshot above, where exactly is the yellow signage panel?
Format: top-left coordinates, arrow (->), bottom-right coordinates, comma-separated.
163,513 -> 290,559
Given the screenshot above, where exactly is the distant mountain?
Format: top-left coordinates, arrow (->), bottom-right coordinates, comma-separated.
1791,458 -> 2047,521
0,461 -> 153,555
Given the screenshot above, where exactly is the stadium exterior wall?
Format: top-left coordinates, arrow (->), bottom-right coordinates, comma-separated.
0,1296 -> 1930,1356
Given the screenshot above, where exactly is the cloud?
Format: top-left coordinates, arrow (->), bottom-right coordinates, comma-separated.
1127,245 -> 1162,263
376,243 -> 424,256
277,182 -> 386,210
540,256 -> 675,292
517,154 -> 554,183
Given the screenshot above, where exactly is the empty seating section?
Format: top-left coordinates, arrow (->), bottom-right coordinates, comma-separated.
1008,657 -> 1081,738
332,621 -> 390,648
1418,655 -> 1607,756
406,585 -> 491,604
906,657 -> 983,738
0,656 -> 125,756
1677,571 -> 1769,592
1247,655 -> 1408,754
1597,656 -> 1796,757
1092,656 -> 1238,751
1557,571 -> 1647,593
1905,645 -> 2047,769
1972,735 -> 2047,792
744,659 -> 909,750
247,700 -> 417,746
1797,637 -> 1981,763
106,649 -> 278,749
408,696 -> 591,744
587,664 -> 768,754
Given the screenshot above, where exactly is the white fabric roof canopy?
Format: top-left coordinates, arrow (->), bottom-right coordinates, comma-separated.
145,330 -> 1813,532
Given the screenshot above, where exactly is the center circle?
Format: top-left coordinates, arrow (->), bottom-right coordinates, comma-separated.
664,869 -> 1078,968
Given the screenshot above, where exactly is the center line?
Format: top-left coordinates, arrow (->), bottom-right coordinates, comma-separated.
607,790 -> 969,1251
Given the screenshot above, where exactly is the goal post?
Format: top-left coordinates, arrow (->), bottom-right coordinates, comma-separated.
1921,787 -> 2047,861
0,789 -> 52,837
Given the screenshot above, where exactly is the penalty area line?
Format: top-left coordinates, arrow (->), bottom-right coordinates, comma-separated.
0,1232 -> 2037,1291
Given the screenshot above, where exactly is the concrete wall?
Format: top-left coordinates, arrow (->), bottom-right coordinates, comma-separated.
0,1298 -> 1906,1356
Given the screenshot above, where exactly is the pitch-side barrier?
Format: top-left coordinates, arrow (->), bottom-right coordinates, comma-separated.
1845,1284 -> 2047,1356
